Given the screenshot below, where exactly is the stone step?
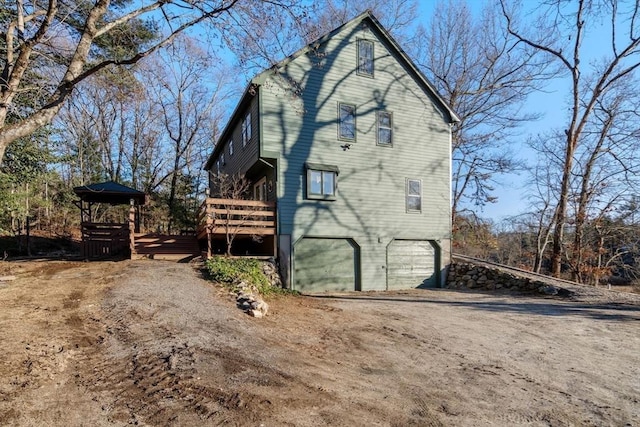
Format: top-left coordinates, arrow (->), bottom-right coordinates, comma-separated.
132,253 -> 201,262
133,234 -> 200,259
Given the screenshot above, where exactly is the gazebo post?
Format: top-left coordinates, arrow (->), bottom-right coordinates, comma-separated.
135,204 -> 141,233
129,198 -> 136,258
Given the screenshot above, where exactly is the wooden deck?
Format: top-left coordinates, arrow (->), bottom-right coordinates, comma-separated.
196,198 -> 276,257
78,198 -> 276,260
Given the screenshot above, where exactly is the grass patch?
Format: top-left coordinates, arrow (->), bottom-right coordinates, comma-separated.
204,256 -> 298,297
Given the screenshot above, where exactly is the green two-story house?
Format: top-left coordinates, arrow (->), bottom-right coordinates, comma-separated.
204,11 -> 459,292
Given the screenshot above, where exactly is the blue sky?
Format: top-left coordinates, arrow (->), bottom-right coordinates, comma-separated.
415,0 -> 619,223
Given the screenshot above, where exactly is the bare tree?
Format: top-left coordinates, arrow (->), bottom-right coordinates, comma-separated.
411,0 -> 555,223
146,36 -> 223,233
527,179 -> 556,274
452,213 -> 497,259
210,172 -> 253,256
0,0 -> 303,162
219,0 -> 419,74
501,0 -> 640,277
567,78 -> 640,282
57,67 -> 145,184
525,131 -> 566,273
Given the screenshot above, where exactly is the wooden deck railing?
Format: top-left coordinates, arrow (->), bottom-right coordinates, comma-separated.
196,198 -> 276,256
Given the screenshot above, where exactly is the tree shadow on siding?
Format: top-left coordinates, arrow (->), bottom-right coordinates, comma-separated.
262,21 -> 452,243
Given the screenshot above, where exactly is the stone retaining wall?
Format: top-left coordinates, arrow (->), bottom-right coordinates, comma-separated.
261,259 -> 283,288
447,261 -> 548,293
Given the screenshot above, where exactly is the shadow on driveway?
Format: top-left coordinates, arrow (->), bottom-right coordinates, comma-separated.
307,290 -> 640,322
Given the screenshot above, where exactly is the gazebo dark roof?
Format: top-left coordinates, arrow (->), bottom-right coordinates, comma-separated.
73,181 -> 146,205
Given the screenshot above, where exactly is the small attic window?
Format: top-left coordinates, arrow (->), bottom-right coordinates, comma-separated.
357,39 -> 374,77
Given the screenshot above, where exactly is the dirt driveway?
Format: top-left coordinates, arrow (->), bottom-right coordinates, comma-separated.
0,259 -> 638,426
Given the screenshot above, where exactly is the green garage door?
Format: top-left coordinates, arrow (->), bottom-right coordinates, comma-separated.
387,240 -> 437,289
294,238 -> 358,292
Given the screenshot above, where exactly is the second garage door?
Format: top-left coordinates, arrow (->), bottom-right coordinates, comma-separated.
294,237 -> 358,292
387,240 -> 437,289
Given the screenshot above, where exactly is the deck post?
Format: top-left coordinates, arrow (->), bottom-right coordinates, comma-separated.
129,198 -> 136,258
206,202 -> 212,258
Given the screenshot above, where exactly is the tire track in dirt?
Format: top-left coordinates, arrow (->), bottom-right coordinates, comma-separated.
67,261 -> 338,426
0,261 -> 121,426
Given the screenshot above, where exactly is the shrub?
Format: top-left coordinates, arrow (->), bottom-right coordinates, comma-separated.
205,256 -> 296,297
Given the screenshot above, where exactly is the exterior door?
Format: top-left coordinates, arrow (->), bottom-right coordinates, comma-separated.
254,177 -> 267,201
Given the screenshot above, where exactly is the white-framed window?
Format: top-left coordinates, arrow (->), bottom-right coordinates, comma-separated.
220,153 -> 225,165
242,112 -> 252,147
406,179 -> 422,212
229,139 -> 234,156
357,39 -> 374,77
216,160 -> 220,176
377,111 -> 392,146
338,103 -> 356,140
306,163 -> 339,200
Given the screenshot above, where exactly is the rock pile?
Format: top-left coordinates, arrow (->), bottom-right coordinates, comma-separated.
230,259 -> 282,318
234,280 -> 269,318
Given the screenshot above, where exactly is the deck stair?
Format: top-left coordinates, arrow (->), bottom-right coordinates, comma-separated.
133,233 -> 200,262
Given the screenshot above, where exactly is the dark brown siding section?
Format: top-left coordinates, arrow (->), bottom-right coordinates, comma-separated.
220,96 -> 260,177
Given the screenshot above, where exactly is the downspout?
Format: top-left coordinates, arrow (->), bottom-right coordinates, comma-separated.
448,122 -> 453,246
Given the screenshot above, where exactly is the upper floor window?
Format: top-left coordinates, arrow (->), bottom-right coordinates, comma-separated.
216,160 -> 220,176
357,39 -> 374,77
229,139 -> 234,156
377,111 -> 392,146
220,153 -> 225,165
338,103 -> 356,140
242,112 -> 252,147
406,179 -> 422,213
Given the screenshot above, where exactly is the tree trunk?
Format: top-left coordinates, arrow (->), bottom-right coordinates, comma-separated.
167,169 -> 178,234
550,133 -> 576,277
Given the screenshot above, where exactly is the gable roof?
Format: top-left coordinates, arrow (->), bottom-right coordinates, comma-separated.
253,10 -> 459,123
73,181 -> 147,205
204,10 -> 459,170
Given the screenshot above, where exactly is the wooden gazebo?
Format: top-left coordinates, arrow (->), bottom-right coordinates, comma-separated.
73,181 -> 146,259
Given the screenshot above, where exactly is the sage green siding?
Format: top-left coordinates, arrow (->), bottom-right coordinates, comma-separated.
259,19 -> 451,291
